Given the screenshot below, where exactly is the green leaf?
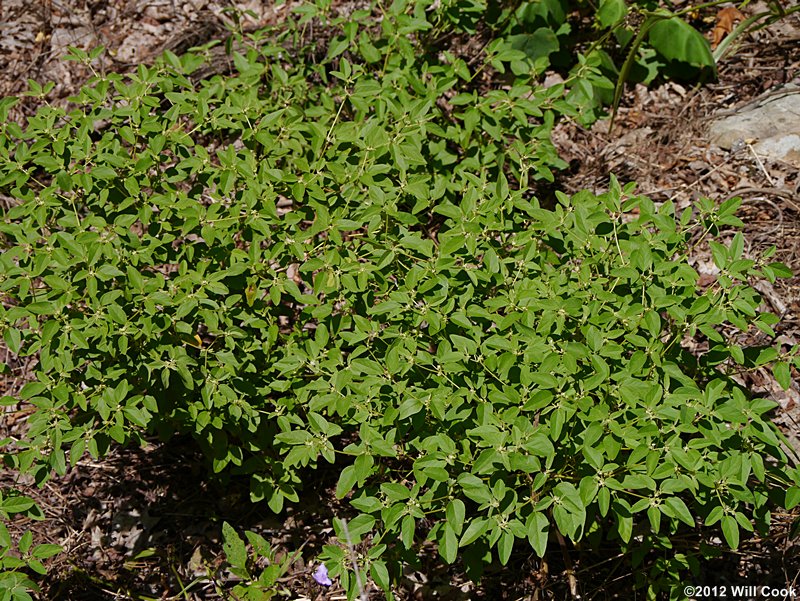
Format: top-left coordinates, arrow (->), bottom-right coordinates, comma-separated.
505,29 -> 560,63
648,17 -> 715,70
526,512 -> 549,557
27,558 -> 47,575
3,328 -> 21,354
338,514 -> 375,541
551,482 -> 586,540
767,262 -> 793,278
222,522 -> 248,574
663,497 -> 694,527
92,165 -> 117,180
1,496 -> 35,515
720,514 -> 740,549
370,560 -> 390,590
336,465 -> 358,499
439,524 -> 458,564
460,518 -> 489,547
786,487 -> 800,510
613,499 -> 633,543
497,530 -> 515,565
459,473 -> 493,504
401,514 -> 415,549
327,37 -> 349,60
18,531 -> 33,554
446,499 -> 466,535
0,522 -> 11,547
598,0 -> 627,28
773,361 -> 791,391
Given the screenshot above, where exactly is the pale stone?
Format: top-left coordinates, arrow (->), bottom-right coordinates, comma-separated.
708,84 -> 800,167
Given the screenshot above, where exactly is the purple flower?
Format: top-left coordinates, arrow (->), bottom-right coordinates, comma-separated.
313,563 -> 332,586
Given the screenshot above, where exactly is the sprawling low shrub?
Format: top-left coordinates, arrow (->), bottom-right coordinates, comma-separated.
1,2 -> 799,599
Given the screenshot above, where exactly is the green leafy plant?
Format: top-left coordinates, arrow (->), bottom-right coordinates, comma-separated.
0,491 -> 60,601
220,522 -> 300,600
1,3 -> 799,600
461,0 -> 721,126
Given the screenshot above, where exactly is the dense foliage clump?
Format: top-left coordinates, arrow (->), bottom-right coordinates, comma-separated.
1,1 -> 799,599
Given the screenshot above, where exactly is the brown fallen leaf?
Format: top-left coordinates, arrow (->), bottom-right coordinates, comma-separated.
711,6 -> 746,49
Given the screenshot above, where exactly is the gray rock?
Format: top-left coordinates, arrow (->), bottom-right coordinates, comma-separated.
708,84 -> 800,167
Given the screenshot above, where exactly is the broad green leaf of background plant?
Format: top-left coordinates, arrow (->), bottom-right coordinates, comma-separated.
516,0 -> 567,28
598,0 -> 627,28
506,29 -> 560,62
648,17 -> 716,71
222,522 -> 249,579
